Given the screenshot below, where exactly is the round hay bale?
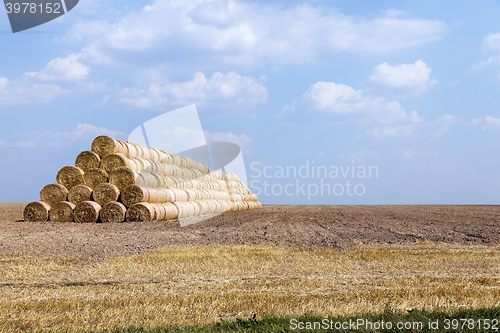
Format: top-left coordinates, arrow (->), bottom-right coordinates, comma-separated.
121,184 -> 149,207
40,183 -> 68,206
109,166 -> 137,190
151,204 -> 162,221
100,153 -> 128,173
171,154 -> 183,167
75,151 -> 101,171
49,201 -> 76,222
145,188 -> 171,204
83,168 -> 109,189
126,203 -> 155,222
191,201 -> 200,216
74,151 -> 97,170
167,189 -> 175,202
170,188 -> 188,202
155,203 -> 167,221
91,135 -> 128,158
56,166 -> 85,190
163,164 -> 175,177
100,201 -> 127,223
161,202 -> 178,220
173,202 -> 186,219
74,201 -> 101,223
68,185 -> 93,204
137,173 -> 158,187
23,201 -> 50,222
93,183 -> 120,206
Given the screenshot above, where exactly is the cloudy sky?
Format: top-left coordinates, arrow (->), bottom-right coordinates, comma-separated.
1,0 -> 500,204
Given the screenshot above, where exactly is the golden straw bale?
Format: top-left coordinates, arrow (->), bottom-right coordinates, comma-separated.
91,135 -> 128,158
23,201 -> 51,222
56,166 -> 85,190
100,201 -> 127,223
151,204 -> 162,221
173,201 -> 197,219
100,153 -> 128,173
92,183 -> 120,206
49,201 -> 76,222
67,185 -> 93,204
109,166 -> 137,190
83,168 -> 108,189
74,201 -> 101,223
121,185 -> 149,208
126,203 -> 155,222
75,151 -> 101,171
161,202 -> 178,220
39,183 -> 68,206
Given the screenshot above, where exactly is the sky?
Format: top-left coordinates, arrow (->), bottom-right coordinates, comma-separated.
1,0 -> 500,204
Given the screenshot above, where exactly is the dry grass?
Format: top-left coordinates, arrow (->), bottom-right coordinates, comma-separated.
0,241 -> 499,332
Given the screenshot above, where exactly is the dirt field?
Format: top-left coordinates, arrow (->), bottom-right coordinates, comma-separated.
1,203 -> 499,260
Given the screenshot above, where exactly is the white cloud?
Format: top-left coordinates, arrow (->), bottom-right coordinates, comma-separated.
472,33 -> 500,77
303,81 -> 421,125
291,80 -> 464,139
369,60 -> 437,91
204,130 -> 252,154
55,20 -> 113,44
0,54 -> 93,105
0,76 -> 68,106
363,114 -> 460,139
25,54 -> 90,82
420,114 -> 461,136
470,55 -> 500,71
67,0 -> 448,70
471,116 -> 500,130
67,123 -> 124,140
115,71 -> 268,108
364,125 -> 415,138
155,126 -> 207,151
483,33 -> 500,50
364,114 -> 461,139
0,123 -> 124,148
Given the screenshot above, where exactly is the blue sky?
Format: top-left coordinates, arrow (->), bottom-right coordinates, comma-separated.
1,0 -> 500,204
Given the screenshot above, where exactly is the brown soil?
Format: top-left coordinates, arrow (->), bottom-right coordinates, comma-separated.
1,203 -> 499,260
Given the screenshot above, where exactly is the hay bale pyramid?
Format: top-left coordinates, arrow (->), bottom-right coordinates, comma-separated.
23,135 -> 261,223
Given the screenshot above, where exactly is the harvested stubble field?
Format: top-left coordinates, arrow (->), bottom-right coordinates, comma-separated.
0,203 -> 500,332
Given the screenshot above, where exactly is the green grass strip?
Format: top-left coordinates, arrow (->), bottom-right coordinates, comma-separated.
84,306 -> 500,333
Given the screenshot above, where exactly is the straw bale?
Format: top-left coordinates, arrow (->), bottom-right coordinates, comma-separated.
161,202 -> 178,220
75,151 -> 101,171
170,188 -> 188,202
74,201 -> 101,223
67,185 -> 93,204
83,168 -> 108,189
49,201 -> 76,222
126,203 -> 155,222
109,166 -> 137,190
147,188 -> 171,203
91,135 -> 128,158
56,166 -> 85,190
121,184 -> 149,208
137,172 -> 165,187
173,202 -> 187,219
40,183 -> 68,206
100,153 -> 128,173
23,201 -> 50,222
93,183 -> 120,206
100,201 -> 127,223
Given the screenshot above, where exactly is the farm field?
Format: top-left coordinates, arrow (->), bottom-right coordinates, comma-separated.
0,203 -> 499,332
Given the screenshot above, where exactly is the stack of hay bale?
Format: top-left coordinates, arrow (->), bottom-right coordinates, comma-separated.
23,135 -> 261,223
